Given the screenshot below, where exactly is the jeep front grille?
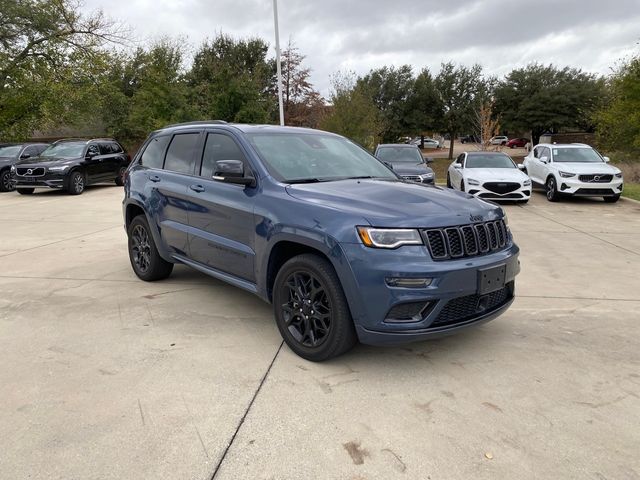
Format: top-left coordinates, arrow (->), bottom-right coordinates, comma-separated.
422,219 -> 509,260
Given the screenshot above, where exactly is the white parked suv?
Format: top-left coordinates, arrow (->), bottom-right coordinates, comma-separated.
523,143 -> 623,202
490,136 -> 509,145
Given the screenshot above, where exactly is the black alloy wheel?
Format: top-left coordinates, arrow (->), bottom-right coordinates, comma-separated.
0,170 -> 14,192
127,215 -> 173,281
273,254 -> 356,361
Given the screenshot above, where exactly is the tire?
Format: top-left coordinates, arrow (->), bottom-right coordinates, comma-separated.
604,194 -> 620,203
509,145 -> 514,149
273,253 -> 357,362
546,176 -> 560,202
0,169 -> 14,192
460,180 -> 465,192
446,173 -> 452,188
17,188 -> 34,195
67,171 -> 85,195
127,214 -> 174,281
501,141 -> 507,146
115,167 -> 126,186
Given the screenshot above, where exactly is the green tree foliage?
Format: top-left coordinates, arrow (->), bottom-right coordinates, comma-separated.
188,34 -> 276,123
0,0 -> 122,139
494,63 -> 604,143
101,40 -> 193,144
404,68 -> 442,136
433,62 -> 485,158
320,72 -> 381,150
595,57 -> 640,156
357,65 -> 415,143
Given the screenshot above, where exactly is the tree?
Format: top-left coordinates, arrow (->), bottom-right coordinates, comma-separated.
357,65 -> 415,142
595,56 -> 640,157
494,63 -> 604,144
433,62 -> 485,159
280,39 -> 325,127
187,34 -> 276,124
100,40 -> 193,145
0,0 -> 123,139
320,72 -> 382,150
404,68 -> 442,139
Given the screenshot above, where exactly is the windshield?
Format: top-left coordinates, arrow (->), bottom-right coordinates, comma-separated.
0,145 -> 21,157
552,147 -> 604,163
40,143 -> 85,159
247,132 -> 398,183
465,154 -> 516,169
376,147 -> 424,163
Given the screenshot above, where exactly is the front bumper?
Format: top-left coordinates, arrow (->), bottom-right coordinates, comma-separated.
557,177 -> 623,196
11,172 -> 66,189
338,242 -> 520,345
468,184 -> 531,201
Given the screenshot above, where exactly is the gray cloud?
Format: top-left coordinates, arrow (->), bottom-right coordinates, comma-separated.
83,0 -> 640,94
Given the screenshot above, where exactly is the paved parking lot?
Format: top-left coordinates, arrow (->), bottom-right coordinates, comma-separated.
1,186 -> 639,479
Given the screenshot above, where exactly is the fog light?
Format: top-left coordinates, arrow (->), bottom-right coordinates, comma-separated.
386,301 -> 433,322
617,184 -> 623,191
561,183 -> 570,191
385,277 -> 432,288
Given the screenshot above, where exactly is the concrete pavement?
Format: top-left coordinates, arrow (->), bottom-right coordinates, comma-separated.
0,185 -> 638,479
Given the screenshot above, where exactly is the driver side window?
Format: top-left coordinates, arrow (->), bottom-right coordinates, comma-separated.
87,144 -> 100,156
200,133 -> 248,179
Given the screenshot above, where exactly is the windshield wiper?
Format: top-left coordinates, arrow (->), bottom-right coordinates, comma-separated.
287,178 -> 331,184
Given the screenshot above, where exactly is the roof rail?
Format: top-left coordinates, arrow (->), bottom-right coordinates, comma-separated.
164,120 -> 229,128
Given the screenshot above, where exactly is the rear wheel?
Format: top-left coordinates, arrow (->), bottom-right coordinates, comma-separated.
0,170 -> 14,192
604,194 -> 620,203
273,254 -> 357,361
17,188 -> 34,195
127,215 -> 174,281
115,166 -> 126,186
546,176 -> 560,202
67,171 -> 85,195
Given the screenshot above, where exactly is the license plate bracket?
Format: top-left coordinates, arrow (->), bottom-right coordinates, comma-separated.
478,264 -> 506,294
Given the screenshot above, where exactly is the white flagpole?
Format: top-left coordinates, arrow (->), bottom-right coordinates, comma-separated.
273,0 -> 285,126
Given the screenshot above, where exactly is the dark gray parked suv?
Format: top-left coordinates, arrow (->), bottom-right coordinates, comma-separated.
124,122 -> 520,361
0,143 -> 49,192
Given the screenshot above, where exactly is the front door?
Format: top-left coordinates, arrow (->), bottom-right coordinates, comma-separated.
187,131 -> 257,282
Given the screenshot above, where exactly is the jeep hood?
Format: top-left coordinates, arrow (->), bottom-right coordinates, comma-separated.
285,179 -> 502,228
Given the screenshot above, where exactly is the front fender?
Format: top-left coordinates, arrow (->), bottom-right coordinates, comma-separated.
122,197 -> 173,263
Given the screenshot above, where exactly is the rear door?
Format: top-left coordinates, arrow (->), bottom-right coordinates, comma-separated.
186,130 -> 257,282
140,131 -> 203,256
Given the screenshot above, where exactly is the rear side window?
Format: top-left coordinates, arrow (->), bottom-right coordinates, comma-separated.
200,133 -> 248,178
164,133 -> 200,175
140,136 -> 170,169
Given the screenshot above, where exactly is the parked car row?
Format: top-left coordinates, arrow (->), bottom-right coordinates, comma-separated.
0,138 -> 130,195
445,143 -> 623,203
459,135 -> 532,149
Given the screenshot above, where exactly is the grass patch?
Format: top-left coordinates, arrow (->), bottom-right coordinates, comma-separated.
622,183 -> 640,201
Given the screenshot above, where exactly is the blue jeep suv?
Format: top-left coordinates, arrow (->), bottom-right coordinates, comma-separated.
123,121 -> 520,361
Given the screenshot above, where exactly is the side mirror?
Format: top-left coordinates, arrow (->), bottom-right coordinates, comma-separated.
424,157 -> 434,164
454,163 -> 462,169
518,164 -> 526,171
86,151 -> 98,158
540,156 -> 549,164
213,160 -> 255,186
603,156 -> 610,163
20,153 -> 31,159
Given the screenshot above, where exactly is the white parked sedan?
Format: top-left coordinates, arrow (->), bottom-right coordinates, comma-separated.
447,151 -> 531,203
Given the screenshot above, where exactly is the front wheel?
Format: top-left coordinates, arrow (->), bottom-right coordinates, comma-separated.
604,194 -> 621,203
67,171 -> 85,195
273,254 -> 357,362
127,215 -> 174,281
0,170 -> 14,192
546,176 -> 560,202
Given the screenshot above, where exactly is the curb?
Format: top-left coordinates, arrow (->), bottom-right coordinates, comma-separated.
620,195 -> 640,205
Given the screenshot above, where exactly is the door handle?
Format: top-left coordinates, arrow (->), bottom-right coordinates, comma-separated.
149,174 -> 161,182
189,184 -> 205,193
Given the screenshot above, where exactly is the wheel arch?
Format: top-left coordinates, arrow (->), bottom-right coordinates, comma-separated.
123,199 -> 173,263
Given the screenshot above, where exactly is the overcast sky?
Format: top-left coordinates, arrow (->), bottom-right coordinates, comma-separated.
83,0 -> 639,95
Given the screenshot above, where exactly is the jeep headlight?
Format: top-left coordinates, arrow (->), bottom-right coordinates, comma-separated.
48,165 -> 70,172
357,227 -> 423,249
467,178 -> 480,186
559,171 -> 575,178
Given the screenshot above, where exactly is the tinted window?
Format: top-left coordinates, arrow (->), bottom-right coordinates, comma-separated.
111,142 -> 123,153
201,133 -> 248,178
23,146 -> 38,156
0,145 -> 22,157
465,154 -> 516,169
164,133 -> 199,174
140,136 -> 170,169
375,147 -> 423,163
99,143 -> 112,155
87,144 -> 100,156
